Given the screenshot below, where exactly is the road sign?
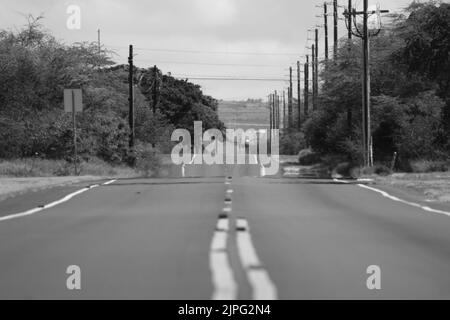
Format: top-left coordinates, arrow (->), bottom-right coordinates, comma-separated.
64,89 -> 83,113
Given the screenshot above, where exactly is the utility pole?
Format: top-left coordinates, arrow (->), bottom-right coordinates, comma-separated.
348,0 -> 352,40
362,0 -> 370,167
289,67 -> 293,129
323,3 -> 329,62
277,93 -> 281,130
97,29 -> 101,55
128,45 -> 135,151
152,65 -> 160,115
271,94 -> 274,137
286,87 -> 290,129
304,55 -> 309,117
297,61 -> 301,129
314,29 -> 319,110
315,28 -> 319,95
269,94 -> 273,132
344,0 -> 389,167
277,93 -> 281,129
334,0 -> 339,60
283,91 -> 286,130
268,95 -> 273,153
273,92 -> 276,130
311,45 -> 316,111
347,0 -> 353,132
272,93 -> 276,130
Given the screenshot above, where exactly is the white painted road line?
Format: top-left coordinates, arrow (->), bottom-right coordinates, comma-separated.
210,250 -> 237,300
335,178 -> 450,217
209,218 -> 237,300
0,179 -> 116,223
103,179 -> 117,185
333,178 -> 350,184
216,218 -> 229,232
253,154 -> 266,177
358,184 -> 450,218
181,155 -> 197,177
236,219 -> 278,300
222,207 -> 232,213
211,230 -> 228,251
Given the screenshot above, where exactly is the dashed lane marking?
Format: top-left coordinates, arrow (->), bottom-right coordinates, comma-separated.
210,218 -> 237,300
235,218 -> 278,300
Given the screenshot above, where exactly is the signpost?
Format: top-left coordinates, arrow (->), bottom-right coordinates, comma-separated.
64,89 -> 83,175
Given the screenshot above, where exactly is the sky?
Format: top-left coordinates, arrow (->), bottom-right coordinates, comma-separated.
1,0 -> 416,100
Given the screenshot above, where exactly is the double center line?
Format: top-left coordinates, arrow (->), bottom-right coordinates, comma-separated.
209,176 -> 277,300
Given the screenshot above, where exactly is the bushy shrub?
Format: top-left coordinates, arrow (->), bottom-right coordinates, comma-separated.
298,149 -> 321,166
410,160 -> 449,173
333,162 -> 353,178
358,165 -> 392,177
280,132 -> 307,155
135,143 -> 163,177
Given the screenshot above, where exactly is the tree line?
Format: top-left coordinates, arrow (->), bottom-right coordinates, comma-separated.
291,1 -> 449,171
0,17 -> 224,166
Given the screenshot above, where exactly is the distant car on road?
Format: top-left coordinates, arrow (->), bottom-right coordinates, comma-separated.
245,138 -> 250,149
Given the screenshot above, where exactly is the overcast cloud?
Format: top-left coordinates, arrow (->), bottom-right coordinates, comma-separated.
1,0 -> 414,100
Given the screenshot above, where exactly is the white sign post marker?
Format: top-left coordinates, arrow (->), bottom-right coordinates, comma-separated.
64,89 -> 83,175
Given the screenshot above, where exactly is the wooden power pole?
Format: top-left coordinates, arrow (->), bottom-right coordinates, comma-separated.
313,29 -> 319,111
297,61 -> 301,129
304,55 -> 309,118
289,67 -> 293,129
283,91 -> 286,130
344,0 -> 389,167
323,3 -> 329,62
128,45 -> 135,151
333,0 -> 339,60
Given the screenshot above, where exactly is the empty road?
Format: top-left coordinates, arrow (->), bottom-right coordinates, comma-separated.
0,162 -> 449,300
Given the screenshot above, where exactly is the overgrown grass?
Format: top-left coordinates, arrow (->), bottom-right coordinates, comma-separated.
409,160 -> 450,173
373,172 -> 450,202
0,158 -> 137,178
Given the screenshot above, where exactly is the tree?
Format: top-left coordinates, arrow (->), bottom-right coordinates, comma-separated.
395,2 -> 450,139
302,1 -> 448,166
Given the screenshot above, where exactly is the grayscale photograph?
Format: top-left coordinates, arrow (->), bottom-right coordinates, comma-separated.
0,0 -> 449,310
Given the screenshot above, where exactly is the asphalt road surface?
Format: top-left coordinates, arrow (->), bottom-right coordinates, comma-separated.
0,161 -> 449,300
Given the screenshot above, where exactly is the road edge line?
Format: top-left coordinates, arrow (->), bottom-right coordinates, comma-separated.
358,184 -> 450,218
0,179 -> 116,222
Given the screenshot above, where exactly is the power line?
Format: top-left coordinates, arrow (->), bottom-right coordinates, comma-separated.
173,77 -> 287,82
133,58 -> 285,68
106,45 -> 302,57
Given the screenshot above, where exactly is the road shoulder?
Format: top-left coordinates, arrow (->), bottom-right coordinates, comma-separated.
0,177 -> 113,218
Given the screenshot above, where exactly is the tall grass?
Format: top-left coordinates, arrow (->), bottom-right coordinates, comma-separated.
0,158 -> 136,177
409,160 -> 450,173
